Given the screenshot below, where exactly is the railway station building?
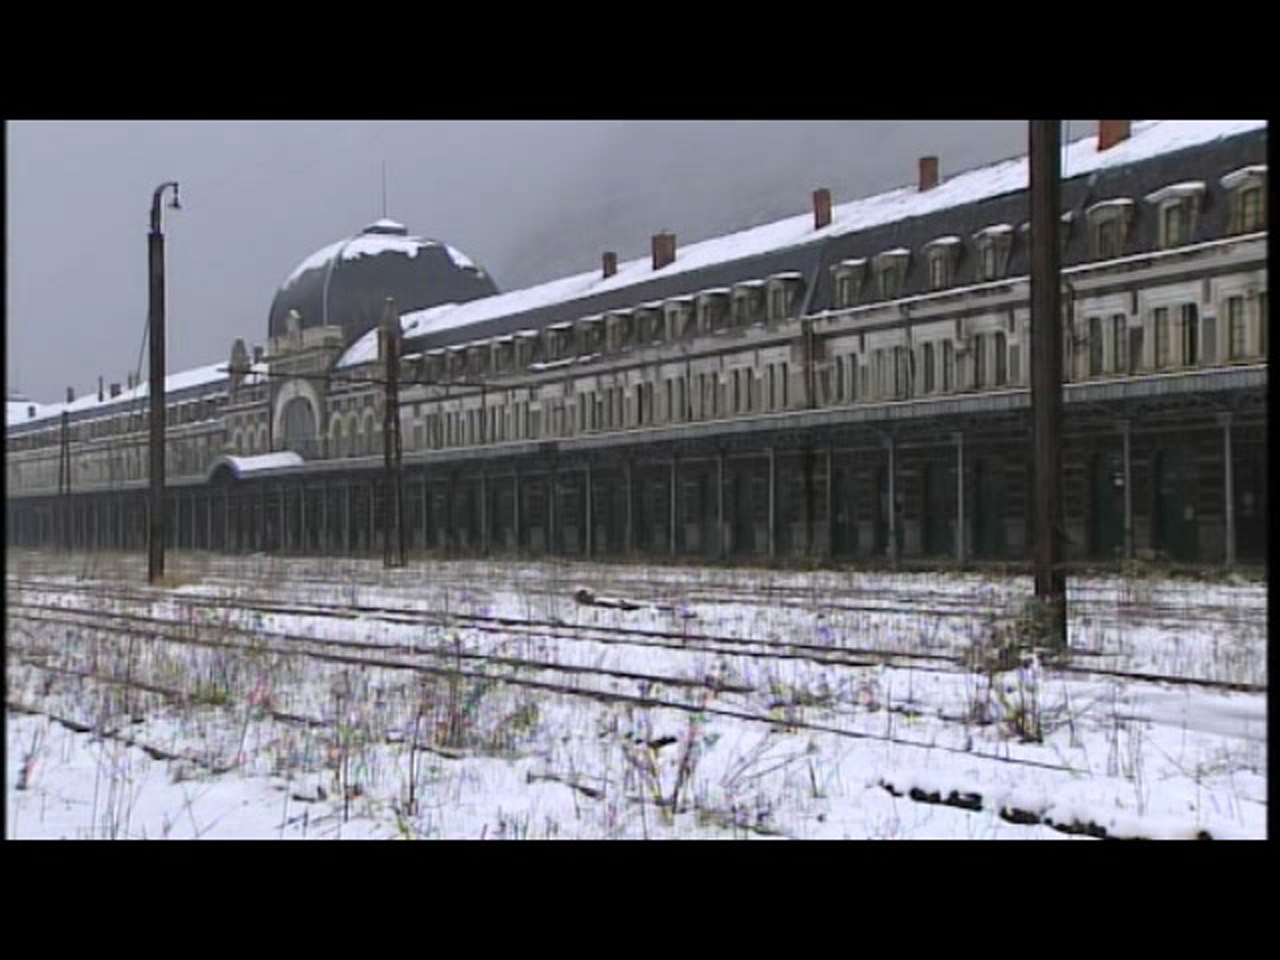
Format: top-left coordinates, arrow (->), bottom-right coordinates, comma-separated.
5,120 -> 1268,569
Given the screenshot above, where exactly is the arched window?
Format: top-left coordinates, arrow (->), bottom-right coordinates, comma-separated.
280,396 -> 317,456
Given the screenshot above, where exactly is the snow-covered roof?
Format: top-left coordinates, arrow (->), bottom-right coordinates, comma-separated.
924,235 -> 963,248
283,239 -> 346,287
278,219 -> 483,302
1144,181 -> 1206,204
334,120 -> 1264,370
10,361 -> 238,428
1085,198 -> 1136,218
974,224 -> 1014,238
209,452 -> 305,479
341,234 -> 427,263
1220,164 -> 1267,190
836,258 -> 868,269
6,399 -> 46,426
876,248 -> 912,259
444,245 -> 476,270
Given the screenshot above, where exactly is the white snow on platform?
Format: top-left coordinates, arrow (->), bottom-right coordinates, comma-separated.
6,556 -> 1266,839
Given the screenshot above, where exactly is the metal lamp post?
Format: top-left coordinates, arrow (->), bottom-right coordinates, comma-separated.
148,181 -> 181,584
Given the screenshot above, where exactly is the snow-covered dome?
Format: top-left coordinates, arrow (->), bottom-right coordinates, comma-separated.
268,220 -> 498,347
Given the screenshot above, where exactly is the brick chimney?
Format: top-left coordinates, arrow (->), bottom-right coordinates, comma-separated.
110,383 -> 121,398
98,376 -> 104,402
602,251 -> 618,279
919,156 -> 939,192
66,386 -> 75,403
651,232 -> 676,270
813,188 -> 833,230
1098,120 -> 1131,152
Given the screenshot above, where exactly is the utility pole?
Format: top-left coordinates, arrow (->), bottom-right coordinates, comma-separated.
382,297 -> 406,568
148,181 -> 181,584
59,410 -> 71,551
1029,121 -> 1067,648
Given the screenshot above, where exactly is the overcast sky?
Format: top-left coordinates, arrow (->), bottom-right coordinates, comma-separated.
6,120 -> 1097,403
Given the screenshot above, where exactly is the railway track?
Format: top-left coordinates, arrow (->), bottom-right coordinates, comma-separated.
7,601 -> 1087,777
8,565 -> 1265,839
7,564 -> 1263,630
6,575 -> 1266,693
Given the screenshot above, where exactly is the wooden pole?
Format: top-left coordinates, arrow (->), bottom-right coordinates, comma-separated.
1029,120 -> 1067,648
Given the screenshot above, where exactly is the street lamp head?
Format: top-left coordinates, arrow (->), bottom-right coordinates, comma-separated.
151,181 -> 182,232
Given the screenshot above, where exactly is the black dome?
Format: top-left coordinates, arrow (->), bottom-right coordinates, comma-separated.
269,219 -> 498,346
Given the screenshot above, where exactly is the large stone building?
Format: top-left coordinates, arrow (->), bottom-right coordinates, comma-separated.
6,119 -> 1268,567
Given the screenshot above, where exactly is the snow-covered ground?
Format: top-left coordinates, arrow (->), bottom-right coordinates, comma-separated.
6,551 -> 1266,839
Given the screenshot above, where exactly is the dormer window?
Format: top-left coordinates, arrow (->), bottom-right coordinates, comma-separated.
446,346 -> 469,380
515,330 -> 542,367
1163,203 -> 1187,246
666,298 -> 696,339
424,350 -> 446,381
493,339 -> 514,373
731,283 -> 765,326
607,311 -> 636,352
765,273 -> 803,322
929,254 -> 947,288
1144,182 -> 1204,250
636,306 -> 663,344
546,322 -> 575,360
1238,186 -> 1264,232
467,341 -> 491,376
830,259 -> 866,309
973,224 -> 1013,281
698,290 -> 731,333
1221,165 -> 1267,234
873,250 -> 910,300
1018,211 -> 1073,255
1086,199 -> 1134,260
924,237 -> 960,291
980,243 -> 998,280
578,315 -> 606,355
